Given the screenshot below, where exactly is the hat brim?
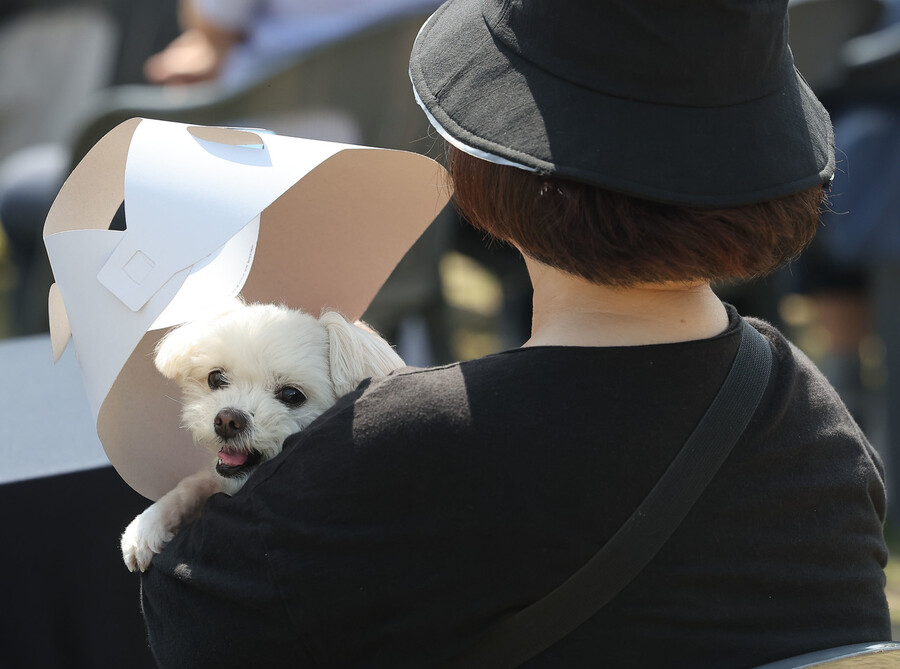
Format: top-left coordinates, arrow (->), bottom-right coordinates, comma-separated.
410,0 -> 834,206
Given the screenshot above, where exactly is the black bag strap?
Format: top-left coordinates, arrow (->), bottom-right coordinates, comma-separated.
448,320 -> 773,669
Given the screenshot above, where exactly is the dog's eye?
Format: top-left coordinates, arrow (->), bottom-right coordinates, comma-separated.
208,370 -> 228,390
277,386 -> 306,406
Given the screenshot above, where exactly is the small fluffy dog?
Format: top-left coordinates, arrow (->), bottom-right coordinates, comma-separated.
121,300 -> 404,572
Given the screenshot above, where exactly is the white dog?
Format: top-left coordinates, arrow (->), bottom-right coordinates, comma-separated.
121,300 -> 404,572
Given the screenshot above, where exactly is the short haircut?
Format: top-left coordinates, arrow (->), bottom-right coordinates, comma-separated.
446,144 -> 825,287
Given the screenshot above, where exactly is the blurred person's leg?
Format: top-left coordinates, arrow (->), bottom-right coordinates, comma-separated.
0,143 -> 68,334
873,262 -> 900,531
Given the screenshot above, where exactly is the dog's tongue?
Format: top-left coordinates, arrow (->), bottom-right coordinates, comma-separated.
218,449 -> 248,467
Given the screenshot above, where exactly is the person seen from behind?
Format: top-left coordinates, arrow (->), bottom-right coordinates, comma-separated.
138,1 -> 891,666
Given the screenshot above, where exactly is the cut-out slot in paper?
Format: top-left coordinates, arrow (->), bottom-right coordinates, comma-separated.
44,118 -> 450,500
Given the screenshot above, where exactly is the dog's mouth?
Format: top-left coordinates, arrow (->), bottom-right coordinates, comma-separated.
215,447 -> 263,478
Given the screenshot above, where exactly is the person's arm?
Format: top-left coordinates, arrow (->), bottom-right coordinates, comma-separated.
139,484 -> 315,667
143,0 -> 250,85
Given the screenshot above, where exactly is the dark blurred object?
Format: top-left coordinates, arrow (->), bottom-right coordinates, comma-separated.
789,0 -> 900,105
98,0 -> 181,85
0,467 -> 156,669
0,0 -> 31,22
788,0 -> 886,97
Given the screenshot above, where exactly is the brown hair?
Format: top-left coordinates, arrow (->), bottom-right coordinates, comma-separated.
446,145 -> 825,287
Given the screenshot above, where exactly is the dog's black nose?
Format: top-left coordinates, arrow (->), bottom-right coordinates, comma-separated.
215,409 -> 247,440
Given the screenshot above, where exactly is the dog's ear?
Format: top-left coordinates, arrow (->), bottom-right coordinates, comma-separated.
319,311 -> 404,397
153,321 -> 205,383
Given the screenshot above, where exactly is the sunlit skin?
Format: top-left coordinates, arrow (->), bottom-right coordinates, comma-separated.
522,254 -> 729,349
143,0 -> 243,85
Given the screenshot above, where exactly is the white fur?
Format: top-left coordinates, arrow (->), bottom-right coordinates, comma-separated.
121,300 -> 403,571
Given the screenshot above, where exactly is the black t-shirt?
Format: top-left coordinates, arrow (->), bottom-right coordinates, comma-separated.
141,307 -> 890,667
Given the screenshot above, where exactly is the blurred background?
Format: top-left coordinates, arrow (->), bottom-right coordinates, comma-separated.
0,0 -> 537,361
4,0 -> 900,665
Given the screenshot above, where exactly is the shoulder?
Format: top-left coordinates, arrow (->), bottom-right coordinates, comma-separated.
739,317 -> 884,509
299,351 -> 557,438
747,316 -> 865,423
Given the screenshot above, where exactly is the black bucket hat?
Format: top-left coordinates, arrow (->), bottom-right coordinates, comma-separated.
409,0 -> 835,206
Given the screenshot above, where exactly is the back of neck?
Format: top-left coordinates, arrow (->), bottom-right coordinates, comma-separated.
523,261 -> 729,348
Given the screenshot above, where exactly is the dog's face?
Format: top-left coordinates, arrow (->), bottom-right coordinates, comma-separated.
154,301 -> 403,494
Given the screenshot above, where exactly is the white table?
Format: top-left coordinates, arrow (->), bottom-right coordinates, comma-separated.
0,334 -> 108,484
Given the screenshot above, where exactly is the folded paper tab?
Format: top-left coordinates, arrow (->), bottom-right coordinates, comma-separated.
43,118 -> 450,500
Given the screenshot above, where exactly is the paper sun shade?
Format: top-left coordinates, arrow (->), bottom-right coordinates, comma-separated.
43,118 -> 450,501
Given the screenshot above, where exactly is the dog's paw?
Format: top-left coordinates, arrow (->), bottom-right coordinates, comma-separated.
121,508 -> 176,573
